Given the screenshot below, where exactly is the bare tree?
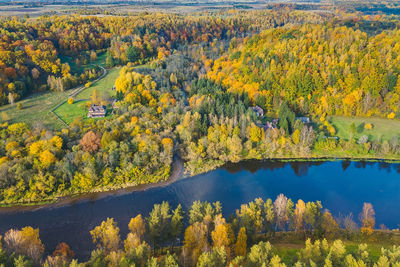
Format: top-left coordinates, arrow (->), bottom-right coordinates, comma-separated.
4,227 -> 44,262
341,213 -> 358,238
4,229 -> 23,253
274,193 -> 288,230
300,126 -> 315,147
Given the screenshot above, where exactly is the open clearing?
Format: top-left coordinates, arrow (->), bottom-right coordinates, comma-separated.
330,115 -> 400,142
0,90 -> 70,129
75,67 -> 120,99
54,67 -> 121,124
0,66 -> 119,129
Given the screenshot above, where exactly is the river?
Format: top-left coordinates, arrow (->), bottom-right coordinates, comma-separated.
0,160 -> 399,260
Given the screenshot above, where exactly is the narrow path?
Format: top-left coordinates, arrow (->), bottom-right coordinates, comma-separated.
68,66 -> 107,98
50,66 -> 107,127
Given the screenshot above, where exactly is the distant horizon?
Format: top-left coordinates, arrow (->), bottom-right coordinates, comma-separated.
0,0 -> 327,3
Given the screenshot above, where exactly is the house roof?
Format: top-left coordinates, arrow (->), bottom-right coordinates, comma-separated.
251,106 -> 264,115
89,105 -> 106,113
296,116 -> 310,123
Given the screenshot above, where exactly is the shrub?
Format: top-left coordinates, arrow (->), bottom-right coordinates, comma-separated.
328,125 -> 336,136
364,123 -> 373,130
0,156 -> 8,165
67,98 -> 74,104
85,82 -> 92,88
0,112 -> 10,121
17,103 -> 23,110
358,135 -> 368,145
387,112 -> 395,119
314,138 -> 337,151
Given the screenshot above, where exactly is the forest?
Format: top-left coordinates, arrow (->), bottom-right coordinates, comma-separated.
3,13 -> 400,205
0,5 -> 400,204
0,10 -> 327,106
0,196 -> 397,266
0,9 -> 334,204
1,1 -> 400,267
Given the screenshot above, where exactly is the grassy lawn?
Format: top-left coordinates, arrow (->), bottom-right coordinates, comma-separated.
0,90 -> 70,129
76,67 -> 121,99
329,115 -> 400,142
54,67 -> 121,124
54,100 -> 88,125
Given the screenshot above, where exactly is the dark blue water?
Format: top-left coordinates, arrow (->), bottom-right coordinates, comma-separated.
0,160 -> 399,259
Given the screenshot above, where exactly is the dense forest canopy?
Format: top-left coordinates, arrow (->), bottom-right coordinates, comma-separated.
0,10 -> 329,106
208,24 -> 400,118
1,3 -> 400,266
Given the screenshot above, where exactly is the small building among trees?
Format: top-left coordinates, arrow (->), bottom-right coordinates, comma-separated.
87,105 -> 107,118
264,118 -> 279,130
296,117 -> 311,124
251,106 -> 264,117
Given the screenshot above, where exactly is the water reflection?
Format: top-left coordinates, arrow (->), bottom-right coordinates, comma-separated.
341,161 -> 351,171
0,160 -> 399,260
225,160 -> 329,176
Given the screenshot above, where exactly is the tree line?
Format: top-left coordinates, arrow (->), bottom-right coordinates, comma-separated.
0,195 -> 392,266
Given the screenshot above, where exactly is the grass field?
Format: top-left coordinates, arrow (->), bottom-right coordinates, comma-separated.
0,66 -> 120,129
54,100 -> 88,125
329,115 -> 400,142
76,67 -> 121,99
54,67 -> 121,124
0,90 -> 70,129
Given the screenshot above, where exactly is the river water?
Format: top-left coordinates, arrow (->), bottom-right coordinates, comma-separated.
0,160 -> 399,260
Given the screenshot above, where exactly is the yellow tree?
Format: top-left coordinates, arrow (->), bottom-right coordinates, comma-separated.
211,223 -> 234,249
211,221 -> 235,259
184,222 -> 209,265
128,214 -> 146,241
39,150 -> 56,167
294,199 -> 306,234
235,227 -> 247,257
292,129 -> 300,145
90,218 -> 120,253
91,89 -> 100,105
248,124 -> 263,143
322,211 -> 339,239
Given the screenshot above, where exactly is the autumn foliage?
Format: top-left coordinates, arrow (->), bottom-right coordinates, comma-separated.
79,131 -> 101,153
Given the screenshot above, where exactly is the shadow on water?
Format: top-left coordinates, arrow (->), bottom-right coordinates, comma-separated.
0,160 -> 399,261
224,159 -> 325,176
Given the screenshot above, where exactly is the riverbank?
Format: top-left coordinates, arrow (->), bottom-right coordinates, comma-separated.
0,156 -> 185,212
185,153 -> 400,176
1,160 -> 400,260
1,153 -> 400,210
